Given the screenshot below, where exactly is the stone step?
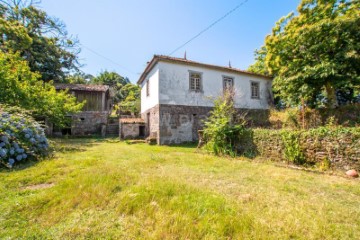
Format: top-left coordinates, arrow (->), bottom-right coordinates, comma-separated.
106,124 -> 119,136
106,125 -> 119,129
106,130 -> 119,134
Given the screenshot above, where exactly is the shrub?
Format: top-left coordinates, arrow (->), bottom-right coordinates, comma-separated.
280,131 -> 306,165
203,91 -> 247,157
0,107 -> 50,168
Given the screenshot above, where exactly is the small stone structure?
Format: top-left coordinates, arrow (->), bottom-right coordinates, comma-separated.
50,84 -> 111,136
119,118 -> 145,140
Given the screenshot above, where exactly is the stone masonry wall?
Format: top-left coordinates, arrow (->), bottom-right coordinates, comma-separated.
120,123 -> 144,139
141,105 -> 160,142
158,104 -> 270,145
159,105 -> 212,145
238,128 -> 360,171
71,111 -> 108,136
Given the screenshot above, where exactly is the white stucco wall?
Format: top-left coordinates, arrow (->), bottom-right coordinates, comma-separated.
140,66 -> 159,113
157,61 -> 272,109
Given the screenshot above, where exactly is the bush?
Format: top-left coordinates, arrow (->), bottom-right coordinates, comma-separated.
203,91 -> 247,157
0,108 -> 50,168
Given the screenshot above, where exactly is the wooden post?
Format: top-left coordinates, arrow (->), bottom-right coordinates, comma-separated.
301,98 -> 305,129
101,92 -> 106,111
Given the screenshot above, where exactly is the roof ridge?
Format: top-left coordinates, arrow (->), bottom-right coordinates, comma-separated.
138,55 -> 272,84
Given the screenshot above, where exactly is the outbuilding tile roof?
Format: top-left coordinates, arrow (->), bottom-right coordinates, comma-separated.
55,84 -> 109,92
120,118 -> 145,124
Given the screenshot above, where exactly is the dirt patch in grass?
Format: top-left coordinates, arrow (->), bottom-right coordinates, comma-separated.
22,183 -> 55,190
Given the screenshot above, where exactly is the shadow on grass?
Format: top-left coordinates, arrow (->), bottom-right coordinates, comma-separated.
0,159 -> 40,172
167,142 -> 198,149
50,138 -> 98,153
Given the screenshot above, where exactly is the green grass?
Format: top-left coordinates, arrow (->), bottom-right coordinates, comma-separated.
1,138 -> 359,239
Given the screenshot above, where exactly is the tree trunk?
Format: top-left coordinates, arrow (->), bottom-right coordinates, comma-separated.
325,82 -> 337,108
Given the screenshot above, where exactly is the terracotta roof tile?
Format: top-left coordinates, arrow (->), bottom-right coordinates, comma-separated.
120,118 -> 145,124
55,84 -> 109,92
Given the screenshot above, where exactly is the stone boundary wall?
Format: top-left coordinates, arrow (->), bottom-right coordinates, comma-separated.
238,128 -> 360,171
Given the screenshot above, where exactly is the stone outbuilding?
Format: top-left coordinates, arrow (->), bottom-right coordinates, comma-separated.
119,118 -> 145,140
49,84 -> 112,136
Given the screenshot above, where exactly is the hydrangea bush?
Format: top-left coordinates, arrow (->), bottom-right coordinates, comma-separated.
0,111 -> 49,168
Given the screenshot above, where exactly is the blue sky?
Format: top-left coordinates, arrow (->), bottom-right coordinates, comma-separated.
40,0 -> 300,83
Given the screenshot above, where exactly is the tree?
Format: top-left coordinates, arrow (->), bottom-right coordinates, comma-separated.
91,70 -> 130,88
92,70 -> 131,104
0,51 -> 83,126
264,0 -> 360,108
0,0 -> 81,82
247,46 -> 270,76
65,72 -> 94,84
118,84 -> 141,114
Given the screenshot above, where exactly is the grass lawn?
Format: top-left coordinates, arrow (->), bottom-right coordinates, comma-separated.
1,138 -> 359,239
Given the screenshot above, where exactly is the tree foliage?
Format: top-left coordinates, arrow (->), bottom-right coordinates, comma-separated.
255,0 -> 360,108
247,46 -> 270,76
118,83 -> 141,114
0,51 -> 83,126
91,70 -> 129,87
0,0 -> 81,82
65,72 -> 94,84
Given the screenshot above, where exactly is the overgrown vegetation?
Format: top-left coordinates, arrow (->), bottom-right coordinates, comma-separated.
0,52 -> 83,126
268,104 -> 360,129
280,131 -> 305,165
0,106 -> 49,168
202,92 -> 247,157
238,127 -> 360,170
248,0 -> 360,108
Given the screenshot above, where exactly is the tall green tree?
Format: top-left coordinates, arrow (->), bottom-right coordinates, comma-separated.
91,70 -> 130,88
92,70 -> 130,103
247,46 -> 270,76
65,72 -> 94,84
0,51 -> 83,126
118,83 -> 141,114
263,0 -> 360,107
0,0 -> 81,82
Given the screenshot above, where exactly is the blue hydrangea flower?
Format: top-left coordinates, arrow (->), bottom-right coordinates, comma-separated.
9,148 -> 15,155
0,149 -> 7,158
8,158 -> 15,166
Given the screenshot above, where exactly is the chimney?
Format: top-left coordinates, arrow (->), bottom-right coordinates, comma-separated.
228,61 -> 232,68
184,51 -> 187,60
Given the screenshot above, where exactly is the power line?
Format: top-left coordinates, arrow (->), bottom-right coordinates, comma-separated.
168,0 -> 250,56
80,43 -> 137,75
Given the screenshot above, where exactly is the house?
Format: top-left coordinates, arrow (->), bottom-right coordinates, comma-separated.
137,55 -> 273,145
50,84 -> 112,136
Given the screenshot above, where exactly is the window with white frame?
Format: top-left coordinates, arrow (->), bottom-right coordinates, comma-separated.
189,71 -> 202,91
223,76 -> 234,93
146,79 -> 150,96
251,81 -> 260,99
